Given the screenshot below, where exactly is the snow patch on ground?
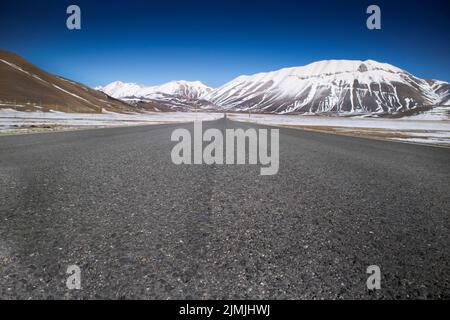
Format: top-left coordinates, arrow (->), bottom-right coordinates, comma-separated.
228,113 -> 450,146
398,106 -> 450,121
390,137 -> 450,145
0,110 -> 224,134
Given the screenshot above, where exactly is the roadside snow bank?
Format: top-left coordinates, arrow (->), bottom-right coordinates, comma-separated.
228,113 -> 450,146
0,110 -> 224,134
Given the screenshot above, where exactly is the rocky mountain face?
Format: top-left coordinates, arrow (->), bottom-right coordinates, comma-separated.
204,60 -> 449,114
428,80 -> 450,106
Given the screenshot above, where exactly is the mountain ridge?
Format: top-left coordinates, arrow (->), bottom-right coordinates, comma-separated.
99,59 -> 450,114
1,51 -> 449,115
96,80 -> 213,100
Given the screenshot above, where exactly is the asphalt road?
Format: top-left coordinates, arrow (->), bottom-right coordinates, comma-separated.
0,118 -> 449,299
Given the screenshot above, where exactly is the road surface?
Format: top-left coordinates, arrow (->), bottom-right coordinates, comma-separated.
0,118 -> 449,299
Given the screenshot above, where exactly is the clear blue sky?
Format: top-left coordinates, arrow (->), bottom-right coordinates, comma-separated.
1,0 -> 449,88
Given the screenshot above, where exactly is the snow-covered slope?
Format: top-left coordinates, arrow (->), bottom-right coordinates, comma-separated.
97,80 -> 213,100
204,60 -> 448,114
429,80 -> 450,106
95,81 -> 143,99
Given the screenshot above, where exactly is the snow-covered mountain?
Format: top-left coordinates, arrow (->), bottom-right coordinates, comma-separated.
95,59 -> 450,115
96,80 -> 215,111
204,60 -> 450,114
5,51 -> 447,115
97,80 -> 213,100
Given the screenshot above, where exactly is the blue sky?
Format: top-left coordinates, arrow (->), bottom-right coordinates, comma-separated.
1,0 -> 449,88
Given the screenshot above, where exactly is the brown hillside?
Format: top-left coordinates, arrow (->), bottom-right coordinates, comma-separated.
0,50 -> 136,113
